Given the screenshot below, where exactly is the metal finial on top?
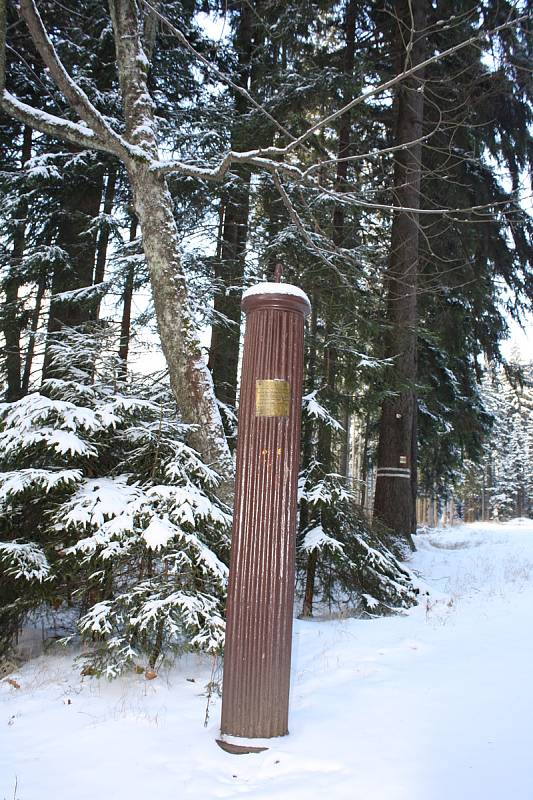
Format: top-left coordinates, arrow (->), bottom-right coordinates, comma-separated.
274,263 -> 283,283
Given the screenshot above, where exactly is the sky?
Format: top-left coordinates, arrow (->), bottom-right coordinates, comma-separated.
500,314 -> 533,361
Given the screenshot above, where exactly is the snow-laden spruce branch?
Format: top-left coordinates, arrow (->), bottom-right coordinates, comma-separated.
0,0 -> 236,493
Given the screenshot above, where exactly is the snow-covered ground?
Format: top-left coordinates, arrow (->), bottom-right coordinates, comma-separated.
2,519 -> 533,800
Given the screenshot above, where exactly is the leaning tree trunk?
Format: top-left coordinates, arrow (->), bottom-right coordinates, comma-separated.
373,0 -> 427,545
0,0 -> 232,495
127,163 -> 233,488
109,0 -> 233,494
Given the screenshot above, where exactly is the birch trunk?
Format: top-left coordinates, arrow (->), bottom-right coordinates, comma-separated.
127,162 -> 233,489
109,0 -> 232,495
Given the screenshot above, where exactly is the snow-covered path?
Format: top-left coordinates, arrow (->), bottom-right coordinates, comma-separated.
2,520 -> 533,800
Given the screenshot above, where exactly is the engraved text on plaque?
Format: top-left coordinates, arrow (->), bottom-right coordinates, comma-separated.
255,379 -> 290,417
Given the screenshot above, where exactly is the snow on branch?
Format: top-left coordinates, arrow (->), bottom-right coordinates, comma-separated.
153,151 -> 304,182
0,541 -> 50,582
149,10 -> 528,220
0,469 -> 82,502
247,13 -> 529,160
301,524 -> 346,555
1,91 -> 115,154
302,390 -> 344,431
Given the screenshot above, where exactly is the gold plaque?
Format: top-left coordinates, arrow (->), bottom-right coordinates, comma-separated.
255,379 -> 290,417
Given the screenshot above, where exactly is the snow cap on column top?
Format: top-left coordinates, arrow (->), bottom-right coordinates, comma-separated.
242,282 -> 310,306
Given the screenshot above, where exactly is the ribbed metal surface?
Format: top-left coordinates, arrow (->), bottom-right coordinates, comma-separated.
220,291 -> 309,740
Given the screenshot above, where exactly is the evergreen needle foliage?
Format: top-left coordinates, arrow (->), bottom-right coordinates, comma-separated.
0,330 -> 230,675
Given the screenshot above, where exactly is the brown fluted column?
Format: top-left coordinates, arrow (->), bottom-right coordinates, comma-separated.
219,282 -> 311,751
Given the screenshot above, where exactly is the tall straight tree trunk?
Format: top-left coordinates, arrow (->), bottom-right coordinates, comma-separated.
118,215 -> 137,379
373,0 -> 427,545
360,411 -> 370,510
43,160 -> 103,378
301,0 -> 357,617
94,164 -> 118,317
208,169 -> 251,409
21,274 -> 45,394
339,401 -> 351,478
3,125 -> 32,400
208,3 -> 254,411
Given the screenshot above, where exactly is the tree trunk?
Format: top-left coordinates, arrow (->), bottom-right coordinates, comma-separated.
42,161 -> 103,378
301,550 -> 318,618
118,215 -> 137,379
301,0 -> 357,617
109,0 -> 233,493
360,411 -> 370,510
3,125 -> 32,400
21,275 -> 45,395
208,3 -> 254,411
373,0 -> 427,545
339,400 -> 350,479
94,164 -> 118,317
208,169 -> 251,410
127,163 -> 233,491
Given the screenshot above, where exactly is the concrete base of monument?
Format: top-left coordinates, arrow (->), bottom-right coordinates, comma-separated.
216,733 -> 278,754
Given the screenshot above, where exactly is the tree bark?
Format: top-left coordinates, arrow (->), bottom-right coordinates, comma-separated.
50,166 -> 103,329
21,274 -> 45,395
109,0 -> 233,492
3,125 -> 32,400
118,215 -> 137,379
94,164 -> 118,317
360,411 -> 370,510
127,162 -> 233,487
208,3 -> 254,411
373,0 -> 427,545
208,169 -> 251,410
43,159 -> 103,378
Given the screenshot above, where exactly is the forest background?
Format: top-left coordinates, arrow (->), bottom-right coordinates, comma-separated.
0,0 -> 531,676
